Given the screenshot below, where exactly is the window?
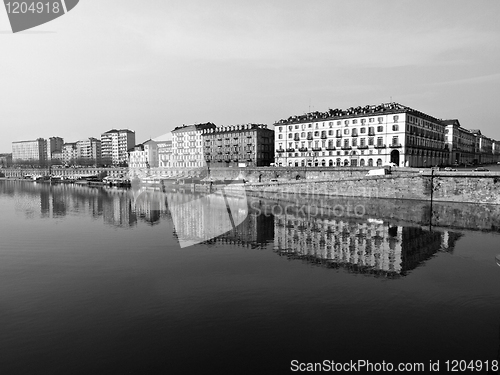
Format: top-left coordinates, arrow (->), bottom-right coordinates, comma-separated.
278,134 -> 283,139
377,126 -> 384,132
360,138 -> 366,146
336,139 -> 341,147
344,129 -> 349,135
314,131 -> 319,136
352,129 -> 358,136
344,120 -> 349,125
344,139 -> 349,147
360,127 -> 366,134
329,122 -> 333,127
377,137 -> 383,146
288,126 -> 292,131
392,124 -> 399,131
352,119 -> 357,124
337,121 -> 342,125
369,118 -> 374,123
295,125 -> 299,129
378,117 -> 383,123
328,130 -> 333,135
288,133 -> 292,138
336,130 -> 342,137
392,136 -> 399,145
301,132 -> 305,137
368,137 -> 374,145
393,115 -> 399,122
279,127 -> 282,132
352,138 -> 357,146
308,123 -> 312,128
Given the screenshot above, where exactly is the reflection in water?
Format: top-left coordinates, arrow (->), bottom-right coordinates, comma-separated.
0,180 -> 467,276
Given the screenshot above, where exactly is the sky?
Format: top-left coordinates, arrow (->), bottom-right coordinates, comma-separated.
1,0 -> 500,152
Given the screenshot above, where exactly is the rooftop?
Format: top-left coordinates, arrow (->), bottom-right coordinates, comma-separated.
275,102 -> 443,125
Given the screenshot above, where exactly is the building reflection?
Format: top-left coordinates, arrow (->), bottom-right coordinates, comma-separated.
2,180 -> 464,275
272,212 -> 462,277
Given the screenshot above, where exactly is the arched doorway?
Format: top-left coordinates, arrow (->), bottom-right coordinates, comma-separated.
329,160 -> 333,167
376,158 -> 382,166
390,150 -> 400,166
368,158 -> 373,167
360,159 -> 365,167
343,159 -> 349,166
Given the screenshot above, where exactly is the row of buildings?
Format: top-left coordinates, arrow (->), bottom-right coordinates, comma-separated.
8,102 -> 500,170
10,129 -> 135,167
274,103 -> 500,168
128,123 -> 275,170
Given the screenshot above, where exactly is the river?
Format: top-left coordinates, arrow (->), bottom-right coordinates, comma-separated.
0,180 -> 499,374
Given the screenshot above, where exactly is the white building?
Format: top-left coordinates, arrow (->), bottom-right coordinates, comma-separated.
12,138 -> 46,164
101,129 -> 136,166
442,120 -> 476,165
171,123 -> 216,169
128,140 -> 158,168
274,103 -> 448,168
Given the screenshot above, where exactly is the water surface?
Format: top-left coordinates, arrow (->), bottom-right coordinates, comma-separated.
0,181 -> 499,374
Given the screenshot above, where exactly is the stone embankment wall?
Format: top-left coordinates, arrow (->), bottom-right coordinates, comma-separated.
224,171 -> 500,205
246,195 -> 500,232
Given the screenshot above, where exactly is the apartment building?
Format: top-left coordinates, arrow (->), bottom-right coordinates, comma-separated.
101,129 -> 136,166
171,123 -> 216,169
201,124 -> 274,167
274,103 -> 449,168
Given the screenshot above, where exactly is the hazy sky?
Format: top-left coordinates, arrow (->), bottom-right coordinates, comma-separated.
1,0 -> 500,152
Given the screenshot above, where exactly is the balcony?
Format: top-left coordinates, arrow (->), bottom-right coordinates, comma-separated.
341,146 -> 352,150
276,149 -> 285,153
351,133 -> 358,137
368,131 -> 375,136
358,145 -> 369,149
286,148 -> 295,152
298,147 -> 308,152
389,144 -> 402,148
312,147 -> 322,151
335,134 -> 342,138
326,147 -> 336,151
307,135 -> 313,140
374,144 -> 386,149
321,134 -> 327,139
294,137 -> 300,141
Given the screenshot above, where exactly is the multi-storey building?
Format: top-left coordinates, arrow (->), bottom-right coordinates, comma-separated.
442,120 -> 476,165
76,137 -> 102,166
62,143 -> 78,165
128,140 -> 158,168
0,153 -> 12,168
157,139 -> 173,168
171,123 -> 216,169
12,138 -> 46,164
45,137 -> 64,161
201,124 -> 274,167
101,129 -> 136,166
274,103 -> 449,168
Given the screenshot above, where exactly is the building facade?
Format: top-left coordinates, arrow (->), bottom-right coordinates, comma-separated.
201,124 -> 274,167
171,123 -> 216,169
128,140 -> 158,169
274,103 -> 449,168
157,140 -> 173,168
0,153 -> 12,168
45,137 -> 64,162
12,138 -> 46,164
76,138 -> 102,166
62,143 -> 78,165
443,120 -> 476,165
101,129 -> 136,166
